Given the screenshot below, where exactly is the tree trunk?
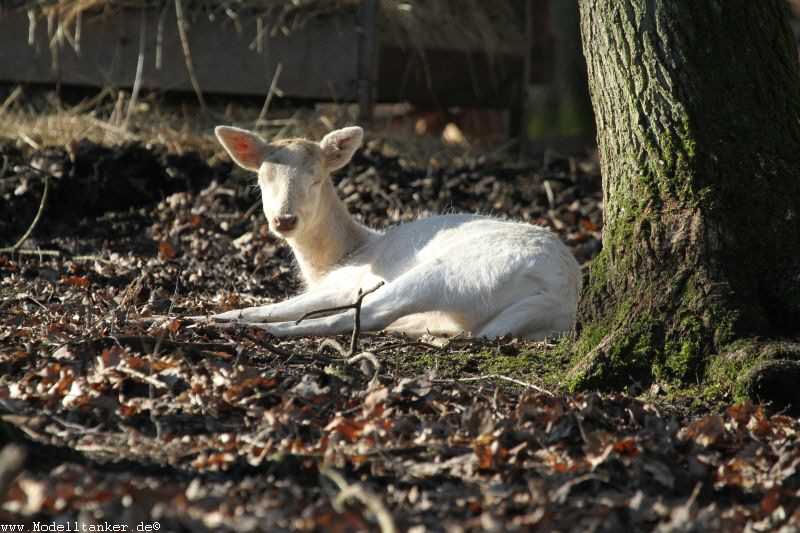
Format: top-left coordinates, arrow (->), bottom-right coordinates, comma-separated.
569,0 -> 800,405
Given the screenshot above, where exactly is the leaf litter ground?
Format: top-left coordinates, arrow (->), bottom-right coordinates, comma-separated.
1,138 -> 799,532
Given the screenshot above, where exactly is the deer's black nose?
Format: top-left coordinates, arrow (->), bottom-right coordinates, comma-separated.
273,215 -> 298,232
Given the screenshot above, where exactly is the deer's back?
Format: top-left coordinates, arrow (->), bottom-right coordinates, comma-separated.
352,214 -> 579,291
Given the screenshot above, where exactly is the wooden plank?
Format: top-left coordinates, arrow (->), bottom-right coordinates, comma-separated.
0,6 -> 548,109
375,46 -> 524,108
0,8 -> 361,99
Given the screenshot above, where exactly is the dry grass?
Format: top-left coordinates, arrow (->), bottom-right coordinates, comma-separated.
0,87 -> 220,155
0,86 -> 493,169
0,1 -> 524,164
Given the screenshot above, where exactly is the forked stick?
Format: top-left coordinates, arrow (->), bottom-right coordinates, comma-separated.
296,281 -> 385,356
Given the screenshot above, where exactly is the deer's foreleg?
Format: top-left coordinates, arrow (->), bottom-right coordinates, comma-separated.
235,274 -> 438,336
199,286 -> 357,323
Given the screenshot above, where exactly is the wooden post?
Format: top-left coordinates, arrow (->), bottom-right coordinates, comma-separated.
357,0 -> 380,125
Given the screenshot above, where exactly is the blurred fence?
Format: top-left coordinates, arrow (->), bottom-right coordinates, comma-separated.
0,0 -> 555,138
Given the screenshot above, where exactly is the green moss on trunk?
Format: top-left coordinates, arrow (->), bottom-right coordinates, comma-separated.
573,0 -> 800,401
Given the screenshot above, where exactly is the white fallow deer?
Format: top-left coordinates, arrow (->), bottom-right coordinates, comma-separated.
201,125 -> 582,340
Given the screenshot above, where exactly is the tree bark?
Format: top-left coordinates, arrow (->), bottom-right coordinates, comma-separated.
569,0 -> 800,404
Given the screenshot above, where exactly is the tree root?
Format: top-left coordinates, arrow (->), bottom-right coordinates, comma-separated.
569,333 -> 800,410
714,341 -> 800,409
741,360 -> 800,409
563,326 -> 654,393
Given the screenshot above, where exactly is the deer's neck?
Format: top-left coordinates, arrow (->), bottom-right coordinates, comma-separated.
286,183 -> 374,287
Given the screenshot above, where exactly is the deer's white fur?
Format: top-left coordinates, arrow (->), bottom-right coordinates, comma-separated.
206,125 -> 582,340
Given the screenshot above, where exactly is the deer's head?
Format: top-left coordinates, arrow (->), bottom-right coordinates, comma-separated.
215,125 -> 363,238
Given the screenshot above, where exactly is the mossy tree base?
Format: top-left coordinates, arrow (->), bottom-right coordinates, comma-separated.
573,0 -> 800,404
569,337 -> 800,407
709,341 -> 800,405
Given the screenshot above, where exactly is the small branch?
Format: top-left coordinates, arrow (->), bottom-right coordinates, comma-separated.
0,172 -> 49,253
432,373 -> 553,396
256,62 -> 283,128
297,281 -> 384,357
322,466 -> 397,533
297,282 -> 387,383
84,335 -> 238,357
148,274 -> 178,438
111,365 -> 168,390
373,341 -> 444,354
127,315 -> 169,324
318,338 -> 348,356
72,254 -> 112,262
240,331 -> 293,358
122,8 -> 146,132
317,338 -> 381,384
155,1 -> 169,69
174,0 -> 206,109
296,282 -> 384,326
0,249 -> 114,260
0,248 -> 61,257
350,287 -> 366,355
346,351 -> 381,387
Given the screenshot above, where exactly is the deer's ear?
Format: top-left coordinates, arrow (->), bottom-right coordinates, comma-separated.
320,126 -> 363,172
215,126 -> 268,171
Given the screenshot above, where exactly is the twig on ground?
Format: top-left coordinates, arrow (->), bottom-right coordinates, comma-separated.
296,281 -> 384,356
348,286 -> 371,356
0,171 -> 50,253
346,351 -> 381,387
317,340 -> 380,384
432,373 -> 553,396
239,331 -> 293,358
0,248 -> 114,260
322,465 -> 397,533
71,254 -> 112,262
318,338 -> 348,356
0,248 -> 61,257
0,158 -> 63,253
23,295 -> 46,310
148,274 -> 179,438
74,443 -> 127,456
111,365 -> 168,390
48,414 -> 102,434
100,335 -> 238,357
373,341 -> 444,354
127,315 -> 169,324
306,285 -> 385,383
